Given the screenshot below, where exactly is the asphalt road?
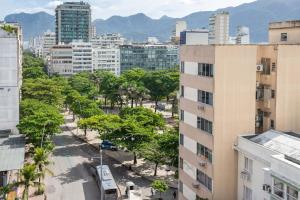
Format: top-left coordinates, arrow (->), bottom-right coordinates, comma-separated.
45,126 -> 176,200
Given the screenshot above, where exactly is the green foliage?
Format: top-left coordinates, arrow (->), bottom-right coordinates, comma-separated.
151,180 -> 168,198
23,67 -> 47,79
1,24 -> 18,34
78,114 -> 121,135
23,52 -> 45,68
17,164 -> 40,200
69,72 -> 97,98
0,184 -> 13,199
119,107 -> 165,129
70,95 -> 103,119
22,78 -> 64,107
18,99 -> 64,147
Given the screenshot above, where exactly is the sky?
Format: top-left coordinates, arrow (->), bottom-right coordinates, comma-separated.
0,0 -> 256,20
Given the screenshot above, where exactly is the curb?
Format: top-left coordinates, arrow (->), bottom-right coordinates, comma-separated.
66,125 -> 178,189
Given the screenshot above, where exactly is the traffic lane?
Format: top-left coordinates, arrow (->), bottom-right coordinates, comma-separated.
45,131 -> 101,200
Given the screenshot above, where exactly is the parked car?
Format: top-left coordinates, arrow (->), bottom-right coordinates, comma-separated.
100,140 -> 118,151
156,103 -> 165,111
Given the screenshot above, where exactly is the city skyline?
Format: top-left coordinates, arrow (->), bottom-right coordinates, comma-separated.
0,0 -> 256,20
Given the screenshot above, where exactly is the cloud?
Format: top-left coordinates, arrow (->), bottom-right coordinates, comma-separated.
1,0 -> 256,20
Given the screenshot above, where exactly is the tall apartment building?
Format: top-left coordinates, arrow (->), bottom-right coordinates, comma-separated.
236,26 -> 250,44
179,22 -> 300,200
120,44 -> 178,73
72,41 -> 93,73
209,12 -> 229,44
0,23 -> 22,134
93,47 -> 120,76
42,31 -> 56,59
172,21 -> 187,44
55,2 -> 91,44
235,130 -> 300,200
49,44 -> 73,76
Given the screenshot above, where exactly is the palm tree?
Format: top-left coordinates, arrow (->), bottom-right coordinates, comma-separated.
0,184 -> 13,200
17,164 -> 39,200
33,147 -> 53,194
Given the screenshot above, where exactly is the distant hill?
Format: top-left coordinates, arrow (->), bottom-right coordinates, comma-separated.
4,0 -> 300,42
5,12 -> 55,40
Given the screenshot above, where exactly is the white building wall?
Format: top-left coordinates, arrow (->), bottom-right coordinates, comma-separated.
184,86 -> 198,102
183,62 -> 198,76
183,183 -> 196,200
92,47 -> 120,76
185,31 -> 209,45
183,110 -> 197,129
183,159 -> 197,180
183,135 -> 197,154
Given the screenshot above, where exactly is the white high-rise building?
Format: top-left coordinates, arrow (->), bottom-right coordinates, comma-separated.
91,33 -> 125,48
236,26 -> 250,44
93,47 -> 120,76
72,41 -> 93,73
42,31 -> 56,59
0,23 -> 22,134
175,21 -> 187,37
209,12 -> 230,44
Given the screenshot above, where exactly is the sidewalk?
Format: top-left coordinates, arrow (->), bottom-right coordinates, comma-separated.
64,112 -> 178,189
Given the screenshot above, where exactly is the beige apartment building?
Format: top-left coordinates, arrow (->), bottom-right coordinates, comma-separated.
178,21 -> 300,200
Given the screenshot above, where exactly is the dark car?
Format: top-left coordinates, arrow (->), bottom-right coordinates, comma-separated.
100,140 -> 118,151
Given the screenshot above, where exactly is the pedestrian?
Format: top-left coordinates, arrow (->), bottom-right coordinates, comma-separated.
151,187 -> 154,196
173,191 -> 176,199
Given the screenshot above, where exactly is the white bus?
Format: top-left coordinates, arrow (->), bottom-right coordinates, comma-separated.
96,165 -> 118,200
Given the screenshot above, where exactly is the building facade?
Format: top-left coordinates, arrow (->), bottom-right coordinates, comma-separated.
91,33 -> 125,48
42,31 -> 56,60
236,26 -> 250,44
180,30 -> 209,45
92,47 -> 120,76
71,41 -> 93,73
269,20 -> 300,44
55,2 -> 91,44
208,12 -> 230,44
0,23 -> 22,134
178,42 -> 300,199
235,130 -> 300,200
49,44 -> 73,76
120,44 -> 179,72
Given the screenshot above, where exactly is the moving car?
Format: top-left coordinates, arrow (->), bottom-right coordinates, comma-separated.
100,140 -> 118,151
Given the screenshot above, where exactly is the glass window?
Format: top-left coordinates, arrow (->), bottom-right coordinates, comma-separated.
180,134 -> 184,145
281,33 -> 288,41
180,110 -> 184,121
287,185 -> 298,200
273,178 -> 285,198
244,157 -> 253,174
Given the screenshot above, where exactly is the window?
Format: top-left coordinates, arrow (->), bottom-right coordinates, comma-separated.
197,169 -> 212,191
180,61 -> 185,73
271,90 -> 276,98
273,178 -> 285,198
180,134 -> 184,145
198,63 -> 214,77
261,58 -> 271,75
197,117 -> 213,134
287,185 -> 298,200
272,62 -> 276,72
180,110 -> 184,121
244,157 -> 253,174
179,157 -> 183,169
281,33 -> 288,41
181,85 -> 184,97
243,186 -> 252,200
270,120 -> 275,129
197,143 -> 212,163
179,181 -> 183,193
198,90 -> 213,106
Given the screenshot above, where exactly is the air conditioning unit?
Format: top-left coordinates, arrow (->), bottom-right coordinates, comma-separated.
192,182 -> 200,189
257,64 -> 264,72
240,170 -> 251,181
199,160 -> 207,167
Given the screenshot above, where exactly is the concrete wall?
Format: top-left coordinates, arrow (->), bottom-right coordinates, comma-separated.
269,27 -> 300,44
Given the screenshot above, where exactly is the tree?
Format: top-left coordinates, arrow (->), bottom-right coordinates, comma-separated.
0,184 -> 13,200
119,107 -> 165,130
102,118 -> 154,164
22,78 -> 64,107
70,96 -> 103,120
98,71 -> 119,107
17,164 -> 40,200
151,180 -> 168,200
79,114 -> 121,136
69,72 -> 97,98
33,148 -> 53,194
18,101 -> 64,148
23,67 -> 47,79
169,91 -> 178,117
22,52 -> 45,69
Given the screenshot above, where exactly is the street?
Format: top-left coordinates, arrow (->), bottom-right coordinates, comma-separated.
45,124 -> 176,200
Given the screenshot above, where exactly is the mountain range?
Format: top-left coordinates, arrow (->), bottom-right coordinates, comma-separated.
4,0 -> 300,43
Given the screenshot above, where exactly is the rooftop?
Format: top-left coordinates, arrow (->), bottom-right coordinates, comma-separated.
269,20 -> 300,29
244,130 -> 300,164
0,134 -> 25,171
